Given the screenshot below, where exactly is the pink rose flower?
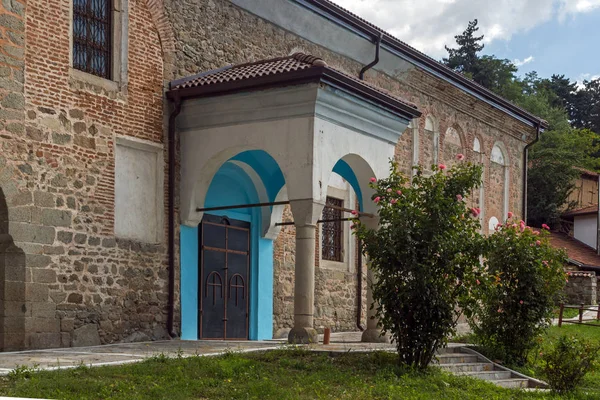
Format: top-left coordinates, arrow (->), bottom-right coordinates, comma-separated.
542,223 -> 550,230
351,210 -> 358,215
476,279 -> 480,285
542,260 -> 548,266
533,231 -> 540,236
397,190 -> 402,195
386,188 -> 392,193
498,308 -> 503,313
374,196 -> 381,203
470,208 -> 480,217
370,177 -> 377,183
439,164 -> 447,170
507,211 -> 514,219
456,194 -> 463,201
536,240 -> 541,246
456,153 -> 465,161
519,300 -> 524,305
350,224 -> 356,229
390,198 -> 398,204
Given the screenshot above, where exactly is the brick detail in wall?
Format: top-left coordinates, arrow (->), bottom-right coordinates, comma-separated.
0,0 -> 175,350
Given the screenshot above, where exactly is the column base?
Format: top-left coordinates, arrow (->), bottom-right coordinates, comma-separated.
361,328 -> 390,343
288,326 -> 318,344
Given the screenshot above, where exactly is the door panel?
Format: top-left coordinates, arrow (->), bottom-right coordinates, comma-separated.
199,215 -> 250,340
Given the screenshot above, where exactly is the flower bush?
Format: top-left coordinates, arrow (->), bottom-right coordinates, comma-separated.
469,218 -> 567,365
542,335 -> 600,393
353,157 -> 484,369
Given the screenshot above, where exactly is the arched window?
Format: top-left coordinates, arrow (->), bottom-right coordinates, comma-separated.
423,116 -> 439,170
443,126 -> 464,166
488,216 -> 499,232
490,143 -> 509,230
471,137 -> 484,226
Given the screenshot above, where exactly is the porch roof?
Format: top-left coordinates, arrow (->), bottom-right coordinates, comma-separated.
167,53 -> 421,120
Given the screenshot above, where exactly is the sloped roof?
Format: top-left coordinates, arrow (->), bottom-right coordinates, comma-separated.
168,53 -> 421,119
300,0 -> 547,128
548,231 -> 600,267
562,205 -> 598,218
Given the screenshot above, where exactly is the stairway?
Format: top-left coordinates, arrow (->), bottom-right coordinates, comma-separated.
436,347 -> 546,389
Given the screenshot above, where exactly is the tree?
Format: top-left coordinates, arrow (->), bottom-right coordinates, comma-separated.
571,78 -> 600,134
443,19 -> 484,78
353,159 -> 484,369
527,128 -> 600,228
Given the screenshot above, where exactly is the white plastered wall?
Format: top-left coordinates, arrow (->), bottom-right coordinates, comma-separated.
574,214 -> 598,249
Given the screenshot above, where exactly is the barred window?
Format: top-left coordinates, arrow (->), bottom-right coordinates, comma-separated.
322,196 -> 343,262
73,0 -> 112,79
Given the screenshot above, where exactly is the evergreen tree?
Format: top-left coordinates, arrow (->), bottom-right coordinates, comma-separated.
443,19 -> 484,78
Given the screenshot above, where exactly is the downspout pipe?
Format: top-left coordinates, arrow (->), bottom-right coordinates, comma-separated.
167,94 -> 182,339
359,32 -> 383,80
356,238 -> 364,331
356,31 -> 382,331
522,120 -> 542,224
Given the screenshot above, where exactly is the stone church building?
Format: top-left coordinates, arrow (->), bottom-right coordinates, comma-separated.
0,0 -> 545,349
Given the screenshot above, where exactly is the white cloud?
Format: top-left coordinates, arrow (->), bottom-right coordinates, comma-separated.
513,56 -> 535,67
331,0 -> 599,59
559,0 -> 600,20
576,73 -> 600,88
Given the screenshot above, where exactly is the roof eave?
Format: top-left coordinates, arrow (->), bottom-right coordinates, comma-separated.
167,67 -> 421,121
299,0 -> 547,129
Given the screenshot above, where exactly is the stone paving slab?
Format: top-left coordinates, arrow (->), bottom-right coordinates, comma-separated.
0,340 -> 284,374
0,332 -> 467,375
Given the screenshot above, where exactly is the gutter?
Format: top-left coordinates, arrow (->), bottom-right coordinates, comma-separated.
522,120 -> 542,223
359,33 -> 382,80
299,0 -> 548,129
167,94 -> 182,339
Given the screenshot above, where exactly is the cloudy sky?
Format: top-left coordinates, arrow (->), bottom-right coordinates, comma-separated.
331,0 -> 600,84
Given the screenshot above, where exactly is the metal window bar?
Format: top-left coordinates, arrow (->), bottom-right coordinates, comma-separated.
73,0 -> 112,79
322,197 -> 343,261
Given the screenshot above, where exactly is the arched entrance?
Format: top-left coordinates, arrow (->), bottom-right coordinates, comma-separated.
180,150 -> 286,340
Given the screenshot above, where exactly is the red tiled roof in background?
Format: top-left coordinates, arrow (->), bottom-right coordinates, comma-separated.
574,167 -> 599,178
562,204 -> 598,218
547,231 -> 600,267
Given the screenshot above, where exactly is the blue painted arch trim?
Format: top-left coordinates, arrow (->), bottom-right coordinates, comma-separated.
333,159 -> 363,211
180,152 -> 282,341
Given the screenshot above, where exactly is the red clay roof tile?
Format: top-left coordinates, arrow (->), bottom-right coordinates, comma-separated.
548,231 -> 600,267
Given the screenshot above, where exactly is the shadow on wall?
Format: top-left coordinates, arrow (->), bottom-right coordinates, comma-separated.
0,187 -> 27,351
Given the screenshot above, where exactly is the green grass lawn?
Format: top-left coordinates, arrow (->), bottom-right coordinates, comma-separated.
514,324 -> 600,395
0,347 -> 598,400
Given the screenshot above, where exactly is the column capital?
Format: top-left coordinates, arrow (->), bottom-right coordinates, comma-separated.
289,199 -> 325,227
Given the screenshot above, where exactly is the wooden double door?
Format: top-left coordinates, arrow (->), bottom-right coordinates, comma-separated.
199,214 -> 250,340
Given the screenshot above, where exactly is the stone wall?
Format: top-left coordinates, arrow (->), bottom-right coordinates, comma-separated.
564,272 -> 597,305
163,0 -> 536,334
0,0 -> 174,350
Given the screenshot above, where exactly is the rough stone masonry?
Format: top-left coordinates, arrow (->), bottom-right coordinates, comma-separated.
0,0 -> 539,350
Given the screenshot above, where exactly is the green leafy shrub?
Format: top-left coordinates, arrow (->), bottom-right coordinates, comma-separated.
542,335 -> 600,393
353,158 -> 484,369
469,219 -> 567,365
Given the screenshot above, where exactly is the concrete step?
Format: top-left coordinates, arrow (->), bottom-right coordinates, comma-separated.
436,353 -> 480,364
493,378 -> 530,389
439,362 -> 494,373
456,370 -> 513,380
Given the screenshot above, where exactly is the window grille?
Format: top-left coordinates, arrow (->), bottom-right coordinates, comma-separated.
73,0 -> 112,79
322,196 -> 343,262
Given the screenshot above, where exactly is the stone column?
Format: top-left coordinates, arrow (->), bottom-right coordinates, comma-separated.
359,215 -> 388,343
361,267 -> 388,342
288,200 -> 323,344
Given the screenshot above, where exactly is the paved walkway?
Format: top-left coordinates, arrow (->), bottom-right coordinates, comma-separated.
0,332 -> 397,375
